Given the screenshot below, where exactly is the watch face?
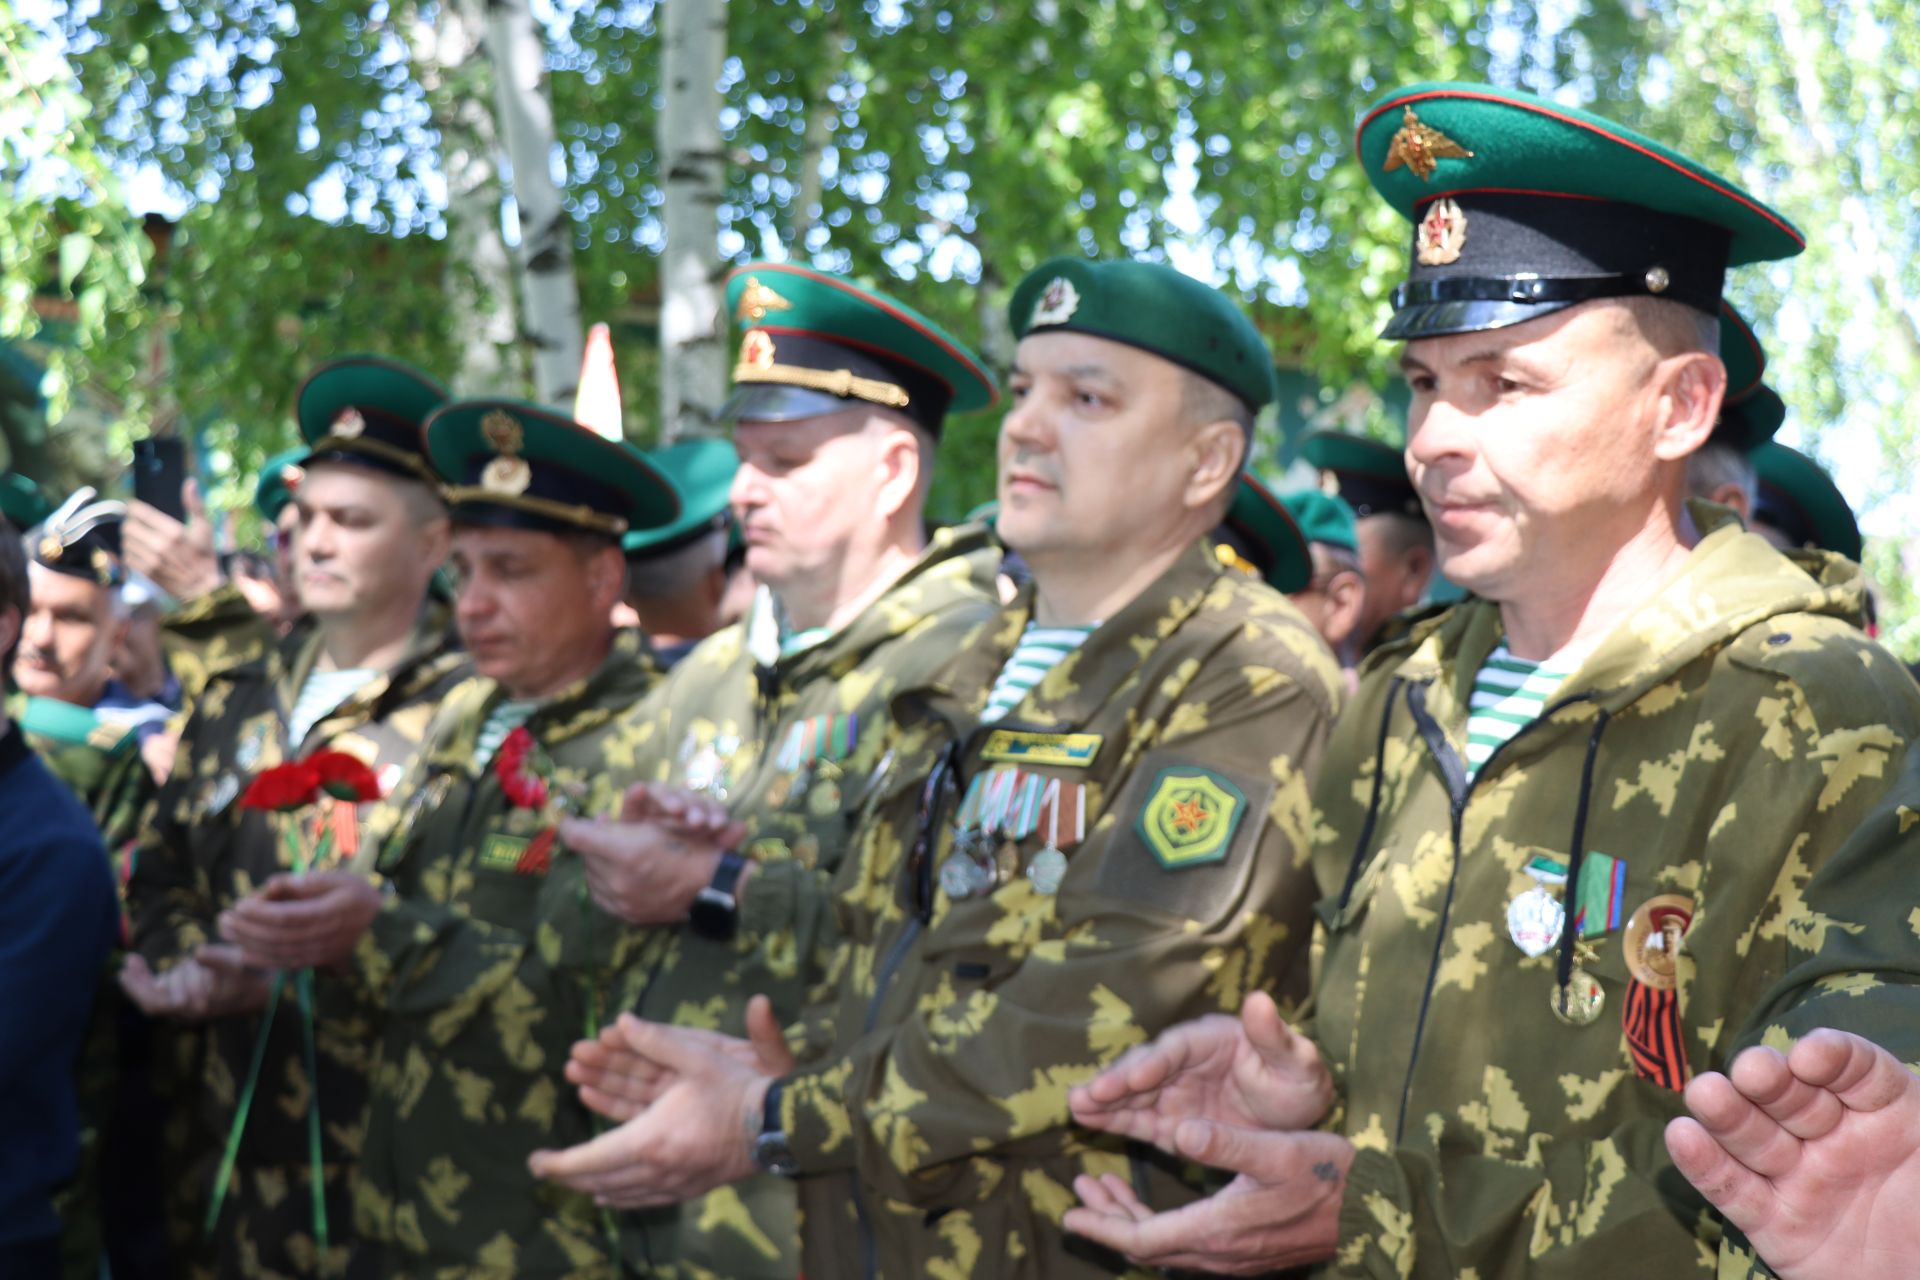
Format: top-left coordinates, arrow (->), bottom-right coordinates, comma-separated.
753,1129 -> 797,1177
688,890 -> 738,942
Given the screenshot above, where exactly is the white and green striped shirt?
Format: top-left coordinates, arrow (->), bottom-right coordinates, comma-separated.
980,623 -> 1095,725
287,667 -> 376,748
1465,645 -> 1573,779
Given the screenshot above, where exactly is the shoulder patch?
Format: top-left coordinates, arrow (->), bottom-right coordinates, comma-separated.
1134,767 -> 1246,870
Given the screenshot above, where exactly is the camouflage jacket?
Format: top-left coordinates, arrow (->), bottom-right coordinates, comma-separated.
1310,511 -> 1920,1278
779,539 -> 1344,1279
161,582 -> 286,707
16,689 -> 162,880
348,628 -> 659,1278
125,599 -> 467,1278
609,525 -> 1000,1278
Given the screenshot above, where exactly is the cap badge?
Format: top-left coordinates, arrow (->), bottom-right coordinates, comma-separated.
1416,198 -> 1468,267
735,277 -> 794,323
740,329 -> 777,371
331,408 -> 367,439
38,534 -> 64,563
1384,106 -> 1474,182
479,410 -> 532,496
281,463 -> 305,493
1029,277 -> 1081,329
1319,471 -> 1342,497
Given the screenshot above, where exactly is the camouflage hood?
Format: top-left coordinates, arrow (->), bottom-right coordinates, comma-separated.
1376,501 -> 1867,717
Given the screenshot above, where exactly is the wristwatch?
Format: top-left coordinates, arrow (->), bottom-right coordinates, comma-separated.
688,849 -> 748,941
751,1078 -> 798,1177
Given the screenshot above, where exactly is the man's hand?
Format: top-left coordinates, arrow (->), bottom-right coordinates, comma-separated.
217,870 -> 384,970
141,725 -> 182,785
1065,1122 -> 1353,1274
1069,991 -> 1333,1151
529,1011 -> 775,1208
118,944 -> 272,1020
124,481 -> 221,601
560,783 -> 749,926
1666,1028 -> 1920,1279
567,995 -> 795,1123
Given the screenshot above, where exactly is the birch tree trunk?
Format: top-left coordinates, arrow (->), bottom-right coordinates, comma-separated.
486,0 -> 583,406
658,0 -> 729,442
412,0 -> 522,394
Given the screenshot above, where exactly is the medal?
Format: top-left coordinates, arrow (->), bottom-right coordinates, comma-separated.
765,772 -> 793,809
1623,895 -> 1694,991
808,760 -> 843,817
1507,855 -> 1568,956
939,853 -> 979,900
1550,967 -> 1606,1025
1027,846 -> 1067,895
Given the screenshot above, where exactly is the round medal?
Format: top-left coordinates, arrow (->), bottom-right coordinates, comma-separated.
808,777 -> 842,817
1506,885 -> 1565,957
1026,846 -> 1067,895
1550,968 -> 1606,1026
1623,894 -> 1694,991
939,854 -> 977,900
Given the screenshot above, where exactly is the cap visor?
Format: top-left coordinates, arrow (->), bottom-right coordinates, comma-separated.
1380,297 -> 1580,341
719,384 -> 854,424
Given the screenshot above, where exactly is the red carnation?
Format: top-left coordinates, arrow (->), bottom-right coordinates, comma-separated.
494,726 -> 550,809
308,750 -> 384,803
239,759 -> 321,812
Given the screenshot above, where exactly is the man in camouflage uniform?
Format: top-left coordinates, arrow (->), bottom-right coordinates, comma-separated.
219,397 -> 680,1277
123,357 -> 464,1278
531,257 -> 1346,1280
556,262 -> 1002,1278
1062,82 -> 1920,1279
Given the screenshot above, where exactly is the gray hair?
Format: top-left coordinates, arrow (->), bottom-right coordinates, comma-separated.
1685,440 -> 1756,506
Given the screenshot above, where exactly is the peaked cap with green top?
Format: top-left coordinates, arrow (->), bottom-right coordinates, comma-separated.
254,447 -> 311,523
1010,257 -> 1276,411
1299,430 -> 1424,522
1750,441 -> 1861,562
1358,82 -> 1804,340
424,399 -> 679,541
1713,301 -> 1786,451
623,436 -> 737,558
0,473 -> 51,531
297,355 -> 449,483
1212,472 -> 1311,593
1279,488 -> 1360,556
722,262 -> 997,437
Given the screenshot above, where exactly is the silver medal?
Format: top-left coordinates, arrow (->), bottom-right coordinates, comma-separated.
939,853 -> 978,900
1026,846 -> 1067,895
1506,885 -> 1565,957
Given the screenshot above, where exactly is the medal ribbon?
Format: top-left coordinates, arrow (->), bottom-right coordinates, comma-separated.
1008,772 -> 1044,840
980,768 -> 1019,836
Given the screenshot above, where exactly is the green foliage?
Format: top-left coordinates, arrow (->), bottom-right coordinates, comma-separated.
11,0 -> 1919,654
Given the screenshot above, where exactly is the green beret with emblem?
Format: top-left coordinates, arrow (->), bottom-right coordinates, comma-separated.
1750,442 -> 1861,562
722,263 -> 997,437
1715,302 -> 1785,451
1010,257 -> 1276,411
0,473 -> 51,532
1213,473 -> 1311,593
26,487 -> 125,587
424,399 -> 679,541
622,437 -> 737,558
1299,430 -> 1424,522
254,447 -> 311,523
297,355 -> 449,483
1279,488 -> 1360,556
1358,82 -> 1805,340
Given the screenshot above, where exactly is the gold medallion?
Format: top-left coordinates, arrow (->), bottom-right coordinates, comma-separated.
1384,106 -> 1474,182
481,409 -> 525,455
1416,198 -> 1468,266
480,455 -> 532,496
1028,277 -> 1080,328
1623,894 -> 1694,991
1550,968 -> 1606,1026
740,329 -> 777,371
735,276 -> 793,323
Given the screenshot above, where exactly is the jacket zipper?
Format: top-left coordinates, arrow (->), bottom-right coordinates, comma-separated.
1392,682 -> 1594,1143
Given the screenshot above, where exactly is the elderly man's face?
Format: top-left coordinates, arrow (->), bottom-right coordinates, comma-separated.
996,331 -> 1202,565
450,525 -> 623,699
17,561 -> 122,706
1400,300 -> 1688,604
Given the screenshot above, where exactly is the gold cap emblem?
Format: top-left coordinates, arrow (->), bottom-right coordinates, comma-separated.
480,455 -> 532,496
331,407 -> 367,439
38,535 -> 64,563
1028,277 -> 1080,329
481,410 -> 524,457
740,330 -> 777,372
735,276 -> 793,324
1416,198 -> 1468,267
1384,106 -> 1474,183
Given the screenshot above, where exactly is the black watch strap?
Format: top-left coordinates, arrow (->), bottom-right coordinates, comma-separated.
752,1078 -> 797,1177
688,849 -> 748,941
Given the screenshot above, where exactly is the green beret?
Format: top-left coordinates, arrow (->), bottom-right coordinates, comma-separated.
298,355 -> 449,483
1280,488 -> 1360,556
623,437 -> 738,558
1358,82 -> 1803,340
1009,257 -> 1276,411
0,472 -> 51,531
722,263 -> 996,437
1299,430 -> 1424,521
254,447 -> 311,523
1214,473 -> 1311,593
1750,442 -> 1861,562
424,399 -> 679,540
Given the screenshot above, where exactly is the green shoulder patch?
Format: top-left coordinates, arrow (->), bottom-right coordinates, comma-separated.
1135,767 -> 1246,870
